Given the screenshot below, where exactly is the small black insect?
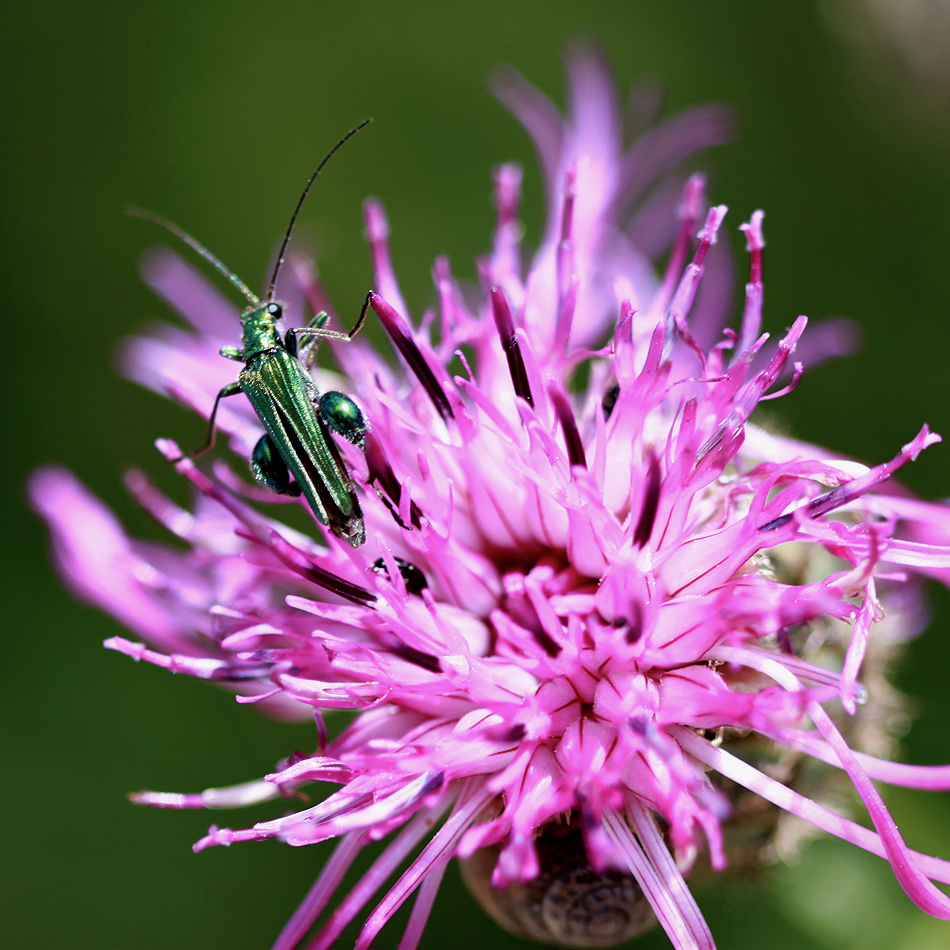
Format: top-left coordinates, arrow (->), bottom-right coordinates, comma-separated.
370,557 -> 428,596
602,383 -> 620,421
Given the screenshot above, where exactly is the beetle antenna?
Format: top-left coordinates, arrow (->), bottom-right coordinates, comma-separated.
266,118 -> 372,302
127,207 -> 261,306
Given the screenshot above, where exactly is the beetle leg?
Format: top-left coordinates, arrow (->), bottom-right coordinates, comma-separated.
285,311 -> 329,361
343,291 -> 372,341
288,292 -> 371,368
171,381 -> 243,461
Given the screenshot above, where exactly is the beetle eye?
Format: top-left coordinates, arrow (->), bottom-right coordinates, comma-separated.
267,302 -> 282,317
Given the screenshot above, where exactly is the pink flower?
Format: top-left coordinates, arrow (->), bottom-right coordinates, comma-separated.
30,50 -> 950,950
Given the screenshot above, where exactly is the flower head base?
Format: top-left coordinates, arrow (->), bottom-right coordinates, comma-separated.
31,51 -> 950,950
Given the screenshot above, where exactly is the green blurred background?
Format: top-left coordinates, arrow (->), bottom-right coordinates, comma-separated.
6,1 -> 950,947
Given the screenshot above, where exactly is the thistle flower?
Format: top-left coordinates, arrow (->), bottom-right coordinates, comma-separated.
30,52 -> 950,950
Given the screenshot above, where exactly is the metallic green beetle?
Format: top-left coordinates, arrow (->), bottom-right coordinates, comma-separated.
132,121 -> 371,546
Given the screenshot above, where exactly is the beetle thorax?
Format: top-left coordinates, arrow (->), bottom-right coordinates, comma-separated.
241,305 -> 283,356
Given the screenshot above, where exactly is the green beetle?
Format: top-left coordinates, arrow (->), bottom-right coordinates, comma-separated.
132,122 -> 371,546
